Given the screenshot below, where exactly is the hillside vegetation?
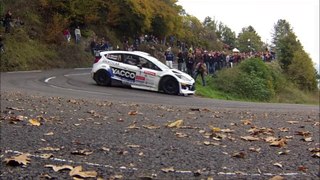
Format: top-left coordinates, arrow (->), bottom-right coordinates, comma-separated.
0,0 -> 318,104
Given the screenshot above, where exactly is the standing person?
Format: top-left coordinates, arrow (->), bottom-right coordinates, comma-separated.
90,37 -> 97,56
194,59 -> 207,86
0,35 -> 5,53
4,10 -> 13,33
63,28 -> 71,42
164,47 -> 174,68
74,26 -> 81,44
177,49 -> 184,71
186,53 -> 195,76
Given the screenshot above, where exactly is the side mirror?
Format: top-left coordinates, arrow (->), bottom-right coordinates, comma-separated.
137,64 -> 142,69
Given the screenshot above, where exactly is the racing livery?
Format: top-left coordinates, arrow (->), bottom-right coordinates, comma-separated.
91,51 -> 195,95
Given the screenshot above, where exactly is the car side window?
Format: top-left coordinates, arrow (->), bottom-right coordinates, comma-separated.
105,54 -> 122,62
124,55 -> 140,66
140,58 -> 161,71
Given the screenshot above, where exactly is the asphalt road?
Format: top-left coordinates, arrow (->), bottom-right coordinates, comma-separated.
0,69 -> 319,180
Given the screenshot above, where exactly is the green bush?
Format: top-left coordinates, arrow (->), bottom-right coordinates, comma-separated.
213,58 -> 275,101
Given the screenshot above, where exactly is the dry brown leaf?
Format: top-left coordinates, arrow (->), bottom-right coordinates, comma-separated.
142,125 -> 161,129
241,119 -> 252,125
203,141 -> 220,146
71,149 -> 93,156
175,132 -> 188,138
4,153 -> 31,166
249,147 -> 261,153
264,136 -> 277,142
13,115 -> 25,121
312,152 -> 320,158
40,153 -> 54,159
270,138 -> 287,147
167,120 -> 183,128
127,124 -> 140,129
39,147 -> 61,151
269,175 -> 284,180
277,150 -> 290,155
127,144 -> 140,148
295,131 -> 311,137
303,137 -> 313,142
161,167 -> 175,173
44,132 -> 54,136
45,164 -> 73,172
128,111 -> 138,115
273,162 -> 283,168
221,129 -> 234,133
69,166 -> 98,178
241,136 -> 260,141
29,119 -> 41,126
7,107 -> 25,111
287,121 -> 299,124
232,152 -> 245,158
211,127 -> 221,132
278,127 -> 289,132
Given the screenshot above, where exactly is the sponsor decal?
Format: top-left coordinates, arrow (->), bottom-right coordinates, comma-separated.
144,71 -> 156,76
112,67 -> 136,81
135,75 -> 146,81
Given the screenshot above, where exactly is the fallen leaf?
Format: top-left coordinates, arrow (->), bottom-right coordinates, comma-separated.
264,136 -> 277,142
128,111 -> 138,115
269,175 -> 284,180
7,107 -> 25,111
270,138 -> 287,148
241,136 -> 260,141
44,132 -> 54,136
211,127 -> 221,132
167,120 -> 183,128
295,131 -> 311,137
232,152 -> 245,158
101,147 -> 110,152
287,121 -> 299,124
71,149 -> 93,156
45,164 -> 73,172
161,167 -> 175,173
69,166 -> 98,178
278,127 -> 289,132
29,119 -> 41,126
13,115 -> 25,121
273,162 -> 283,168
175,132 -> 188,138
203,141 -> 219,146
241,119 -> 252,125
221,129 -> 234,133
127,124 -> 140,129
312,152 -> 320,158
249,147 -> 261,153
142,125 -> 161,129
39,147 -> 60,151
4,154 -> 30,166
40,153 -> 54,159
303,137 -> 313,142
277,150 -> 290,155
127,144 -> 140,148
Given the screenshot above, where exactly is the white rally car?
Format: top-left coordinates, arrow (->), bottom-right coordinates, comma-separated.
91,51 -> 195,95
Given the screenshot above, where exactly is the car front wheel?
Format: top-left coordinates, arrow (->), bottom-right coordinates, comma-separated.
94,69 -> 111,86
160,76 -> 179,95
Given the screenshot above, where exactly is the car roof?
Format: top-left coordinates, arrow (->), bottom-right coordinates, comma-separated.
101,51 -> 169,70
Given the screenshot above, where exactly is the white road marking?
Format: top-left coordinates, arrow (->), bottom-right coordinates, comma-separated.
44,76 -> 56,83
4,149 -> 306,177
6,70 -> 42,73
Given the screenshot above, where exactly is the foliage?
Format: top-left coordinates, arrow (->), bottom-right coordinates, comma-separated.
237,26 -> 263,53
287,49 -> 318,91
213,58 -> 275,101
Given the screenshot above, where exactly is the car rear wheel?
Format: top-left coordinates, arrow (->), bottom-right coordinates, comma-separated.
94,70 -> 111,86
161,76 -> 179,95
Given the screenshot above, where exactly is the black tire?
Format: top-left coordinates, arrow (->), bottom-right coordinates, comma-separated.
160,76 -> 179,95
94,69 -> 111,86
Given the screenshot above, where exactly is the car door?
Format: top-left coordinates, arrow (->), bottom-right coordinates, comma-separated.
135,56 -> 161,89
